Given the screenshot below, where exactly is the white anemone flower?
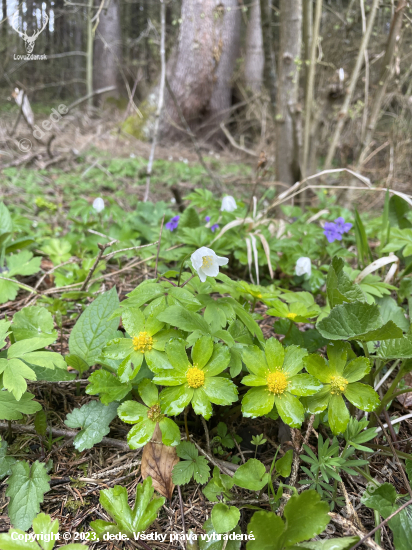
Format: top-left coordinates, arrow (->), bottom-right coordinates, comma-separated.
191,247 -> 228,283
92,197 -> 105,213
295,257 -> 312,277
221,195 -> 237,212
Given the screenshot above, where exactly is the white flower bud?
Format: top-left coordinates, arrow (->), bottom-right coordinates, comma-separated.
92,197 -> 105,213
295,257 -> 311,277
221,195 -> 237,212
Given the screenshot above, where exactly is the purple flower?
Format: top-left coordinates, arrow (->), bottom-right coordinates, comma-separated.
334,217 -> 352,234
165,215 -> 180,231
205,216 -> 211,222
324,222 -> 343,243
211,224 -> 219,233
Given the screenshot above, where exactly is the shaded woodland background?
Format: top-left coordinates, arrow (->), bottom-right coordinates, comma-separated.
1,0 -> 412,196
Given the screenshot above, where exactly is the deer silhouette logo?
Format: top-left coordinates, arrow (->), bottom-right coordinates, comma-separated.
11,11 -> 48,54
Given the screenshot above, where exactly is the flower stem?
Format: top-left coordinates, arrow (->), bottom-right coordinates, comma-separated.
184,406 -> 190,440
177,253 -> 192,286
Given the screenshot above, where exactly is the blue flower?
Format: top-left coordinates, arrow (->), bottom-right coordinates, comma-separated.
165,215 -> 180,231
324,222 -> 343,243
334,217 -> 352,234
205,216 -> 211,222
211,224 -> 219,233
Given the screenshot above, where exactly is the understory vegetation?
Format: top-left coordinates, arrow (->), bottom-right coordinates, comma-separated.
1,157 -> 412,549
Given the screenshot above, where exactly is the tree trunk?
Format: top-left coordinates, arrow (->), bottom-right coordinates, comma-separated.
259,0 -> 277,107
161,0 -> 240,142
275,0 -> 302,186
93,0 -> 122,100
202,0 -> 241,140
245,0 -> 264,93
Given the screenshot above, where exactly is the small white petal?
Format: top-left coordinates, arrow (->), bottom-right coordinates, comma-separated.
201,262 -> 219,278
92,197 -> 105,213
216,256 -> 229,266
197,268 -> 207,282
221,196 -> 237,212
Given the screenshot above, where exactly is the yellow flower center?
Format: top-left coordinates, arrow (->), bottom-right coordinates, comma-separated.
186,366 -> 205,389
133,331 -> 153,353
267,370 -> 288,395
286,312 -> 297,320
202,255 -> 214,269
147,404 -> 164,423
330,375 -> 348,395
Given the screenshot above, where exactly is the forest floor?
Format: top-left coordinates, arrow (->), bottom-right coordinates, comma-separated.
2,104 -> 412,550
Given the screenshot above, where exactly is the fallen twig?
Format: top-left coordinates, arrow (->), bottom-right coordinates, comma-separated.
348,497 -> 412,549
0,422 -> 130,451
329,513 -> 384,550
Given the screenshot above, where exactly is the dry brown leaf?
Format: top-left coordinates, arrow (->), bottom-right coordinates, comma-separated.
141,423 -> 179,499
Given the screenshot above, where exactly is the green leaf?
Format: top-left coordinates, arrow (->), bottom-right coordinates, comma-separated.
0,279 -> 20,305
298,537 -> 360,549
7,337 -> 56,358
0,391 -> 41,421
242,387 -> 275,418
7,251 -> 41,278
246,511 -> 284,550
344,382 -> 380,412
34,410 -> 47,438
5,238 -> 35,255
389,195 -> 412,229
64,354 -> 89,375
0,203 -> 12,235
86,369 -> 132,405
0,358 -> 36,401
354,209 -> 373,268
0,512 -> 84,550
90,477 -> 165,538
377,333 -> 412,359
172,442 -> 210,485
362,484 -> 412,550
275,449 -> 293,478
125,282 -> 166,308
377,297 -> 409,333
12,307 -> 57,342
69,288 -> 120,366
0,320 -> 11,349
65,401 -> 118,451
6,461 -> 51,530
199,518 -> 241,550
326,257 -> 365,308
317,301 -> 403,342
211,504 -> 240,534
383,227 -> 412,256
329,395 -> 349,435
157,305 -> 210,333
232,459 -> 269,491
180,206 -> 200,228
32,513 -> 59,550
274,392 -> 305,428
227,299 -> 264,342
406,460 -> 412,486
29,364 -> 76,382
283,490 -> 330,546
0,439 -> 16,480
202,467 -> 234,502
